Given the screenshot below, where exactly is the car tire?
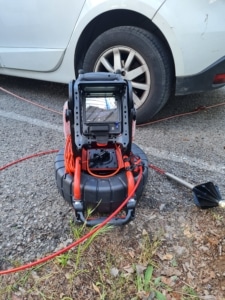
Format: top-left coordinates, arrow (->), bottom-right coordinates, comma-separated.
82,26 -> 173,124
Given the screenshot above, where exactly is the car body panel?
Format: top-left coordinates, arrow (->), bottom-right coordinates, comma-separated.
0,0 -> 86,71
0,48 -> 65,72
0,0 -> 224,91
153,0 -> 225,76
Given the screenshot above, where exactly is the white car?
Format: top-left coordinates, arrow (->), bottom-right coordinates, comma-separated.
0,0 -> 225,123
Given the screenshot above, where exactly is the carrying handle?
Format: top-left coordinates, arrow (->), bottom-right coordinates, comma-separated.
73,199 -> 136,227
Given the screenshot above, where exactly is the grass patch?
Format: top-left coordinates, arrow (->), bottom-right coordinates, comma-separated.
0,220 -> 200,299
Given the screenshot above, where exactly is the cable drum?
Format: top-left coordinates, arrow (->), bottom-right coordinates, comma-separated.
55,143 -> 148,215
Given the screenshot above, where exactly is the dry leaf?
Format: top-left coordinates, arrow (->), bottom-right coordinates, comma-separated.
128,250 -> 135,258
142,229 -> 148,236
65,272 -> 71,280
123,265 -> 134,274
187,271 -> 194,280
170,291 -> 183,300
207,237 -> 219,246
161,267 -> 181,277
92,283 -> 100,294
136,291 -> 149,298
162,253 -> 173,260
161,276 -> 172,285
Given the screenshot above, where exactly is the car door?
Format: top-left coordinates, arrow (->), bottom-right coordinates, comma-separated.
0,0 -> 85,71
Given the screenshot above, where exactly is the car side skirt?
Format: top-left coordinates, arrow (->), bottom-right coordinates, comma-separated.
175,56 -> 225,95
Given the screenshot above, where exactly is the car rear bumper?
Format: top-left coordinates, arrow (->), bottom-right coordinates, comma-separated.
175,56 -> 225,95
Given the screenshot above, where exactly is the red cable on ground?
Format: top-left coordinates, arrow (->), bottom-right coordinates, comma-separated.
0,151 -> 143,275
0,87 -> 62,116
0,149 -> 58,171
1,86 -> 225,126
148,163 -> 165,175
137,102 -> 225,127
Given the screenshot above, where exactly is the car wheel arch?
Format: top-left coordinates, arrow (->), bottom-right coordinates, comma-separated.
74,9 -> 175,78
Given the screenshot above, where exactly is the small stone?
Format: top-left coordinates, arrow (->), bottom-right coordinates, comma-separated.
110,267 -> 119,277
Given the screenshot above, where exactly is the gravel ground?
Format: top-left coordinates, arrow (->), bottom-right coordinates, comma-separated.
0,116 -> 76,270
0,75 -> 225,279
0,77 -> 72,270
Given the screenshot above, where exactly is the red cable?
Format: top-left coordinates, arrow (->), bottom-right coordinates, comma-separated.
148,164 -> 165,175
0,87 -> 62,116
137,103 -> 225,127
0,151 -> 143,275
0,150 -> 58,171
1,86 -> 225,126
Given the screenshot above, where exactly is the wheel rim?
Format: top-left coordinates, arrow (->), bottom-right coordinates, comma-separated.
93,46 -> 151,109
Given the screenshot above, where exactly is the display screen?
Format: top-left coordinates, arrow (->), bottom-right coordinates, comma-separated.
85,97 -> 119,123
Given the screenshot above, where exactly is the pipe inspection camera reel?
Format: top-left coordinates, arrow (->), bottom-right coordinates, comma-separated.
55,71 -> 148,226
